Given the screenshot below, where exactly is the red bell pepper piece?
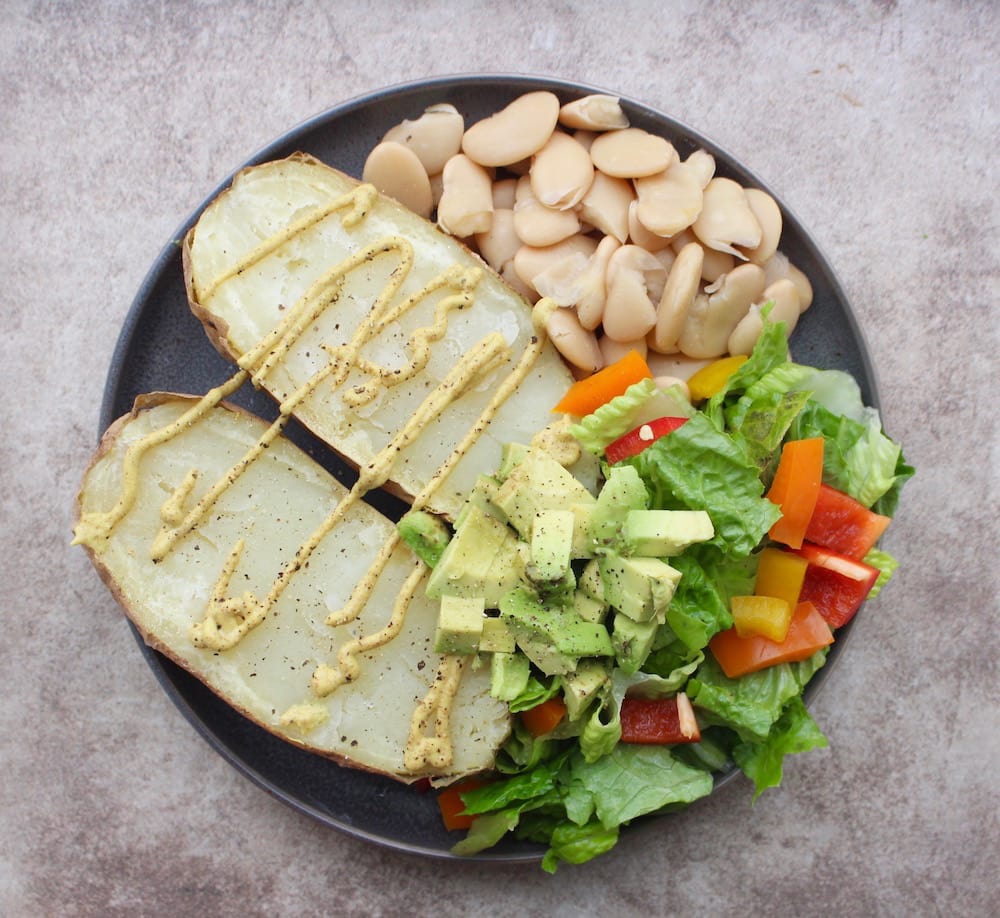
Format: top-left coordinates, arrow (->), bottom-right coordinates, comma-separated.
709,601 -> 834,678
604,416 -> 688,463
793,542 -> 880,628
804,484 -> 891,560
619,693 -> 701,744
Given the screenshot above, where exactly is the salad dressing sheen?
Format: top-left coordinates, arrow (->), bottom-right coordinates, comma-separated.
73,184 -> 557,772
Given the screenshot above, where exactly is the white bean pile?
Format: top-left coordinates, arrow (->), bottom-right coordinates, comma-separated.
362,92 -> 814,392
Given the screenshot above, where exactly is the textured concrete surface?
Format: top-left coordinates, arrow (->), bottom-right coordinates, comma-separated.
2,1 -> 997,915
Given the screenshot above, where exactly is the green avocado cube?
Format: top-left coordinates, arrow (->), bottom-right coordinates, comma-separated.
479,617 -> 516,654
599,554 -> 682,622
625,509 -> 715,557
529,510 -> 575,581
612,615 -> 660,674
571,590 -> 607,624
562,659 -> 611,721
490,651 -> 531,701
434,595 -> 486,655
589,465 -> 649,550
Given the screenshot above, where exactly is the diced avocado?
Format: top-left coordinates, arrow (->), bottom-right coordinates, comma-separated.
562,659 -> 611,721
529,509 -> 575,581
397,510 -> 451,568
500,588 -> 613,666
612,614 -> 660,675
589,465 -> 649,551
516,636 -> 577,676
599,554 -> 682,622
454,475 -> 506,529
433,595 -> 485,655
578,559 -> 606,603
494,447 -> 595,558
479,617 -> 516,654
496,442 -> 531,481
490,651 -> 531,701
426,504 -> 526,606
625,509 -> 715,557
571,590 -> 607,624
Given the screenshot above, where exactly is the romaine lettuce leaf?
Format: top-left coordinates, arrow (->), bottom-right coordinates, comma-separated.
541,821 -> 620,873
687,651 -> 828,743
626,413 -> 781,556
732,695 -> 828,799
863,548 -> 899,598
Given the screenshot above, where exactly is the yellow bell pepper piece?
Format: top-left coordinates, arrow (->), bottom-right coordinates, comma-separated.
754,547 -> 809,609
731,595 -> 793,643
686,355 -> 749,401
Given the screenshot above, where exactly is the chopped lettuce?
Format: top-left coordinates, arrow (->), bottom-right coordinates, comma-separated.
732,696 -> 829,799
625,412 -> 782,557
863,548 -> 900,598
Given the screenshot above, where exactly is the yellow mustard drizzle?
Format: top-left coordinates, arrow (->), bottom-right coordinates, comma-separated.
326,299 -> 558,631
310,561 -> 428,697
72,370 -> 249,549
403,655 -> 468,771
77,168 -> 562,772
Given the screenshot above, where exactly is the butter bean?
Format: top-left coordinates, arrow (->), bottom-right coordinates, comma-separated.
513,175 -> 580,247
362,141 -> 433,219
462,91 -> 561,167
475,208 -> 520,272
654,375 -> 691,401
500,260 -> 538,303
646,351 -> 713,381
382,103 -> 465,176
530,131 -> 595,210
580,170 -> 633,243
678,263 -> 766,358
533,250 -> 591,306
437,154 -> 494,237
685,149 -> 716,188
546,306 -> 603,372
627,199 -> 672,252
601,334 -> 647,365
693,177 -> 762,258
514,235 -> 599,292
742,188 -> 782,264
558,94 -> 630,131
576,235 -> 621,330
787,262 -> 813,310
728,279 -> 801,354
590,128 -> 678,179
701,247 -> 736,284
653,247 -> 676,274
603,245 -> 667,342
634,161 -> 704,238
492,177 -> 518,209
651,242 -> 704,353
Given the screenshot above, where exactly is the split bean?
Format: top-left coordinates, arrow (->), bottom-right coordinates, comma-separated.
530,131 -> 595,210
513,175 -> 580,247
558,94 -> 630,131
546,306 -> 603,372
381,103 -> 465,176
437,154 -> 494,237
693,177 -> 763,258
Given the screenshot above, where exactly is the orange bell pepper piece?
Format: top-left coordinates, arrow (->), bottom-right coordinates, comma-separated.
520,697 -> 568,737
552,350 -> 652,416
766,438 -> 825,549
709,601 -> 834,678
437,777 -> 491,831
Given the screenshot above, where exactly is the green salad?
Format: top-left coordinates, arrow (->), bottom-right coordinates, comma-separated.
400,320 -> 912,871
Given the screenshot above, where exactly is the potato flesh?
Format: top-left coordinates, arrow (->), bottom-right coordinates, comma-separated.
186,157 -> 595,519
79,398 -> 510,780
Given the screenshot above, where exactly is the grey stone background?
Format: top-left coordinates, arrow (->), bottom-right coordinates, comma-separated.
2,1 -> 997,915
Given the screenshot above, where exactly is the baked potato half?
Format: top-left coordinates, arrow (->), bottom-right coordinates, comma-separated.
75,394 -> 510,781
183,154 -> 595,520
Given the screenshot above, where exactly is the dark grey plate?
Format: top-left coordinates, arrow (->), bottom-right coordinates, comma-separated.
99,74 -> 876,862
